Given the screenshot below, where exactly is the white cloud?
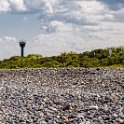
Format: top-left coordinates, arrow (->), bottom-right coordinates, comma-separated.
26,30 -> 124,57
0,36 -> 19,59
0,0 -> 10,12
37,0 -> 110,33
0,29 -> 124,60
0,0 -> 26,12
9,0 -> 26,11
0,0 -> 124,59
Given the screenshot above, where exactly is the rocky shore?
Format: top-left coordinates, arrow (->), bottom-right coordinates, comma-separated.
0,68 -> 124,124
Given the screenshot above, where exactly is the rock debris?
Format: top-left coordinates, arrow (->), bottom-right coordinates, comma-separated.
0,68 -> 124,124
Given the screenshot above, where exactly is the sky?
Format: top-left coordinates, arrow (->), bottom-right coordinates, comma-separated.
0,0 -> 124,60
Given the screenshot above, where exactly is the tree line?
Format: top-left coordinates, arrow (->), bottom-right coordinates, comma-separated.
0,46 -> 124,69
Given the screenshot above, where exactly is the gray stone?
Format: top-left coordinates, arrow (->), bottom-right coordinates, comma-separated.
0,68 -> 124,123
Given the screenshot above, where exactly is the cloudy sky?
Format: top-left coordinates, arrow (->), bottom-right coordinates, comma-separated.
0,0 -> 124,59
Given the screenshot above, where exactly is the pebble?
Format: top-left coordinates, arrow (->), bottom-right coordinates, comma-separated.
0,68 -> 124,123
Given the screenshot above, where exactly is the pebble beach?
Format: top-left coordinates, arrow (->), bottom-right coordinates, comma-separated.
0,68 -> 124,124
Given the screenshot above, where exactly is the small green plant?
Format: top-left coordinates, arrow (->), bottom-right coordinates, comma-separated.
0,46 -> 124,69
